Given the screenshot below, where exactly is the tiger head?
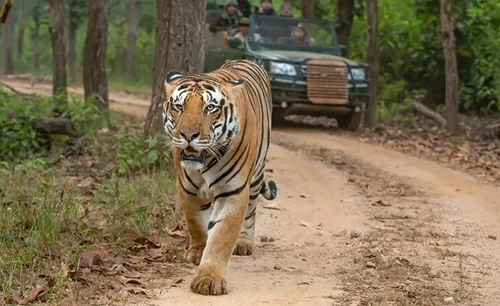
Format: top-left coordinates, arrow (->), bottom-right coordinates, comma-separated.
162,71 -> 245,170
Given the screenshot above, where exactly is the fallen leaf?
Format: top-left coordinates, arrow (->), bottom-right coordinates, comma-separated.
299,219 -> 310,227
372,199 -> 391,207
167,224 -> 188,240
133,237 -> 161,249
126,287 -> 149,295
332,229 -> 347,237
11,278 -> 56,304
146,248 -> 164,261
76,177 -> 93,189
80,249 -> 109,267
171,278 -> 184,287
263,204 -> 281,211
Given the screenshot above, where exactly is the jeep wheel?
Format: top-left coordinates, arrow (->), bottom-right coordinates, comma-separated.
336,111 -> 363,131
271,109 -> 287,127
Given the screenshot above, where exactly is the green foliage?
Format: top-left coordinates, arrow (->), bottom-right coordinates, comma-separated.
114,133 -> 171,175
0,91 -> 53,160
64,97 -> 105,135
348,0 -> 500,113
0,90 -> 106,163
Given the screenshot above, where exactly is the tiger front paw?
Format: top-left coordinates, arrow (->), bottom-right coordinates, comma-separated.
233,237 -> 254,256
184,246 -> 204,266
190,266 -> 228,295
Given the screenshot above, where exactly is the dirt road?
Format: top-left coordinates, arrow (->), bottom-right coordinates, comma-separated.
3,79 -> 500,305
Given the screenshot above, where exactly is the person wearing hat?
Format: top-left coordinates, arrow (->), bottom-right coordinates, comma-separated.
209,0 -> 243,35
279,2 -> 293,17
231,17 -> 262,47
255,0 -> 276,16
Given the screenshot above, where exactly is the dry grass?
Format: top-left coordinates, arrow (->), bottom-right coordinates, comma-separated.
0,111 -> 180,305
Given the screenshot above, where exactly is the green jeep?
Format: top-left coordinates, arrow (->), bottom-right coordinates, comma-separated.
204,10 -> 370,131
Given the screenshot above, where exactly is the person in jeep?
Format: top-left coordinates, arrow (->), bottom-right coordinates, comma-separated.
231,17 -> 262,45
285,24 -> 311,45
279,2 -> 293,17
209,0 -> 243,36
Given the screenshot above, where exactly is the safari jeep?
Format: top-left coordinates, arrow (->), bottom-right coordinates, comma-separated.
204,12 -> 370,131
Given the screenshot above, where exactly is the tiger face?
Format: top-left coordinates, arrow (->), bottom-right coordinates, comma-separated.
163,71 -> 245,171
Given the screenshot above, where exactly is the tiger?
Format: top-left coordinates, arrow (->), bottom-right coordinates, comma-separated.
162,59 -> 278,295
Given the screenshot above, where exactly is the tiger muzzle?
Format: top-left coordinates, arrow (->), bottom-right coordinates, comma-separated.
181,146 -> 207,164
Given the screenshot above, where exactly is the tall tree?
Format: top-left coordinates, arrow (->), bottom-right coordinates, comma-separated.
364,0 -> 379,127
336,0 -> 354,50
16,0 -> 26,57
1,0 -> 14,75
301,0 -> 314,18
144,0 -> 207,137
439,0 -> 460,135
49,0 -> 68,101
126,0 -> 138,80
83,0 -> 110,124
68,0 -> 87,82
32,1 -> 42,71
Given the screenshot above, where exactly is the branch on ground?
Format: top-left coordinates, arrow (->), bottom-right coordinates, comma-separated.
0,0 -> 12,23
411,101 -> 447,127
0,81 -> 25,95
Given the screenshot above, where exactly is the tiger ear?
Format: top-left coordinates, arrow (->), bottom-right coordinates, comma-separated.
227,79 -> 245,89
165,71 -> 183,84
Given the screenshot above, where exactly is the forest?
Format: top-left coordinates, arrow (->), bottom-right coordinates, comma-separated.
0,0 -> 499,304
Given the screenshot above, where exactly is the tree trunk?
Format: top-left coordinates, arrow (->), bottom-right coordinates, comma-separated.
49,0 -> 68,101
336,0 -> 354,51
83,0 -> 110,124
33,8 -> 41,71
68,22 -> 78,82
301,0 -> 314,19
364,0 -> 379,127
0,0 -> 13,23
439,0 -> 460,135
16,0 -> 26,57
144,0 -> 207,138
1,1 -> 14,75
126,0 -> 138,80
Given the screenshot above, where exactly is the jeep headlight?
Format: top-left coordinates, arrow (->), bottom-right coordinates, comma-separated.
270,62 -> 296,76
348,68 -> 365,80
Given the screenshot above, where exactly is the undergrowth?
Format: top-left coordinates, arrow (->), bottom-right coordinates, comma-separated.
0,90 -> 177,304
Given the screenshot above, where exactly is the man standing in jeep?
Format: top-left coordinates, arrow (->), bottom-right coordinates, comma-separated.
209,0 -> 243,36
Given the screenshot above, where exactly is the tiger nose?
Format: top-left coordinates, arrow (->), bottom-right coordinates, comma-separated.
180,130 -> 200,142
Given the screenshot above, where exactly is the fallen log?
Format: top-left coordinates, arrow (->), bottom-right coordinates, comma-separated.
0,0 -> 12,23
35,116 -> 78,137
1,109 -> 78,137
411,101 -> 447,127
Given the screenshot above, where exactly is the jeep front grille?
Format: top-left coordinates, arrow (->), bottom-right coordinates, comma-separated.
306,59 -> 348,105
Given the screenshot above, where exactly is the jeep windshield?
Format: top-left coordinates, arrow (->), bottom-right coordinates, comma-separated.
248,15 -> 341,55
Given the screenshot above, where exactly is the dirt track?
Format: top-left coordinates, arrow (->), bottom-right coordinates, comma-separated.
3,79 -> 500,305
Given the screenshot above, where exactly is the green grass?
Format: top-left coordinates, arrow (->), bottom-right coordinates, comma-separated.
0,93 -> 177,303
0,165 -> 177,301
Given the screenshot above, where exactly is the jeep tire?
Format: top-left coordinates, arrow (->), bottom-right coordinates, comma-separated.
336,111 -> 363,131
271,109 -> 287,127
